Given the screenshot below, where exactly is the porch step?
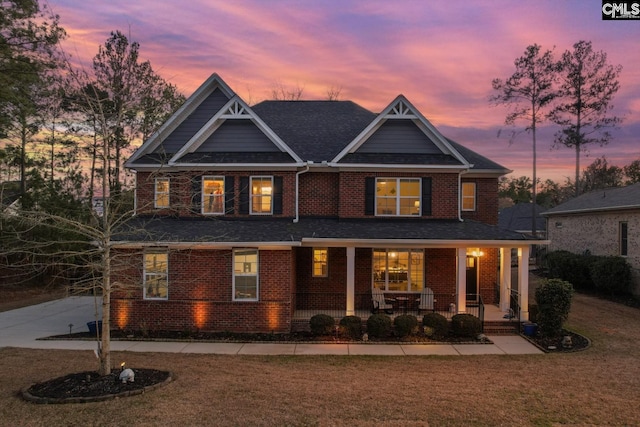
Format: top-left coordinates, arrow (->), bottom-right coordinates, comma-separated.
483,321 -> 520,335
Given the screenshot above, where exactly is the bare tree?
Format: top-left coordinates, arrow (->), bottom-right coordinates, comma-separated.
326,85 -> 342,101
270,80 -> 305,100
549,40 -> 622,196
491,44 -> 559,236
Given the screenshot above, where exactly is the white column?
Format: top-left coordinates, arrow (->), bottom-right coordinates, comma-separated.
518,246 -> 530,321
500,247 -> 512,312
346,246 -> 355,316
456,247 -> 467,314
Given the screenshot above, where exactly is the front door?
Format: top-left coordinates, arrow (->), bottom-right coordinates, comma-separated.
466,255 -> 478,302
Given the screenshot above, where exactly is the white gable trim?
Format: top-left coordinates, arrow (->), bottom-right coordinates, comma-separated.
126,73 -> 236,166
168,95 -> 302,164
331,95 -> 470,167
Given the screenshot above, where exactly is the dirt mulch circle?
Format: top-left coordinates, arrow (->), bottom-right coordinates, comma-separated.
22,368 -> 172,404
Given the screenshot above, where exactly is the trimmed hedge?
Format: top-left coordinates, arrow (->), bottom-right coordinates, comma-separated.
451,314 -> 482,337
422,312 -> 449,339
393,314 -> 418,337
367,314 -> 392,338
309,314 -> 335,335
339,315 -> 362,339
545,250 -> 594,291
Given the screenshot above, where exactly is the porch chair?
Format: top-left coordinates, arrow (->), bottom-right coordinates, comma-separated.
371,288 -> 394,314
418,287 -> 435,312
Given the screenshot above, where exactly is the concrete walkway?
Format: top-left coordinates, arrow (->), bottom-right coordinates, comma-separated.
0,297 -> 543,356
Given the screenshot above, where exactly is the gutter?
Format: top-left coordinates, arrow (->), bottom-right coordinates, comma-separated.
293,162 -> 311,223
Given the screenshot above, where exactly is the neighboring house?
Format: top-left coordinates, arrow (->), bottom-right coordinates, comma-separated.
111,74 -> 541,333
543,183 -> 640,294
499,203 -> 547,263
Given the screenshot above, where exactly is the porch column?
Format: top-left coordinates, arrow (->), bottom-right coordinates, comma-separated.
518,246 -> 530,321
500,247 -> 512,312
456,247 -> 467,314
346,246 -> 355,316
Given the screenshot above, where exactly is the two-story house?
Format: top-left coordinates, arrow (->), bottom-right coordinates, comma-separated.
111,74 -> 540,333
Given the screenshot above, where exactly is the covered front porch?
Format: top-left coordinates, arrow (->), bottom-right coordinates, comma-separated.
293,243 -> 536,331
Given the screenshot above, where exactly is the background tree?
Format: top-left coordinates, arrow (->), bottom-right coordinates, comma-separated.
623,159 -> 640,184
580,156 -> 623,192
498,176 -> 533,204
549,40 -> 622,196
491,44 -> 558,236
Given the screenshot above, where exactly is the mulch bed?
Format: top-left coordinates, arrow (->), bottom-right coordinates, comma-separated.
22,368 -> 172,404
524,329 -> 590,353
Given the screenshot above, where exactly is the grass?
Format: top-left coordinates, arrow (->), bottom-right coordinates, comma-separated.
1,283 -> 640,425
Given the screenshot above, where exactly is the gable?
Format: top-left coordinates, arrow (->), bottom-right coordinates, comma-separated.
196,120 -> 279,153
154,88 -> 231,155
331,96 -> 470,168
356,120 -> 442,154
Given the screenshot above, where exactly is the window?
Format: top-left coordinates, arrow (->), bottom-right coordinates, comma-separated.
461,182 -> 476,211
376,178 -> 421,216
312,248 -> 328,277
620,222 -> 628,256
373,249 -> 424,292
144,252 -> 168,299
251,176 -> 273,214
233,249 -> 258,300
202,176 -> 225,214
154,178 -> 170,208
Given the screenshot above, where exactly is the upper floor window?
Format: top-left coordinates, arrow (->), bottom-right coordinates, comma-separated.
312,248 -> 328,277
233,248 -> 259,300
376,178 -> 421,216
620,221 -> 628,256
144,252 -> 168,300
202,176 -> 225,214
154,178 -> 170,208
251,176 -> 273,214
461,182 -> 476,211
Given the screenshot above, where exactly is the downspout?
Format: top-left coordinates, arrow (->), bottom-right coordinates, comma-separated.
458,169 -> 470,222
293,162 -> 311,223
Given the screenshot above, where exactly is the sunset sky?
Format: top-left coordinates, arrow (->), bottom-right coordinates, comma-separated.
46,0 -> 639,183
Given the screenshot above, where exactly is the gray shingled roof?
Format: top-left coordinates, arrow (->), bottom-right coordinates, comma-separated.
543,183 -> 640,216
114,216 -> 535,244
251,100 -> 376,162
446,139 -> 509,172
499,203 -> 547,232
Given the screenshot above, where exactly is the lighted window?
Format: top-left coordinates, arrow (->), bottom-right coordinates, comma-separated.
461,182 -> 476,211
251,176 -> 273,214
620,222 -> 628,256
154,178 -> 170,208
376,178 -> 421,216
233,249 -> 258,300
373,249 -> 424,292
202,176 -> 225,214
144,252 -> 168,300
312,248 -> 328,277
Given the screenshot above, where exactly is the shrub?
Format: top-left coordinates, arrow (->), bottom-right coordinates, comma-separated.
393,314 -> 418,337
546,250 -> 594,290
451,314 -> 482,337
339,315 -> 362,339
309,314 -> 335,335
366,314 -> 392,339
535,278 -> 573,337
590,256 -> 632,296
422,312 -> 449,339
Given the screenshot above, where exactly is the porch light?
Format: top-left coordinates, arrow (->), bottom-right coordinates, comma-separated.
471,250 -> 484,258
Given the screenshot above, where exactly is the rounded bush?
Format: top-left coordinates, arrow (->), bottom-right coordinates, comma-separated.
339,315 -> 362,339
309,314 -> 335,336
366,314 -> 392,339
394,314 -> 418,337
422,312 -> 449,339
451,314 -> 482,337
